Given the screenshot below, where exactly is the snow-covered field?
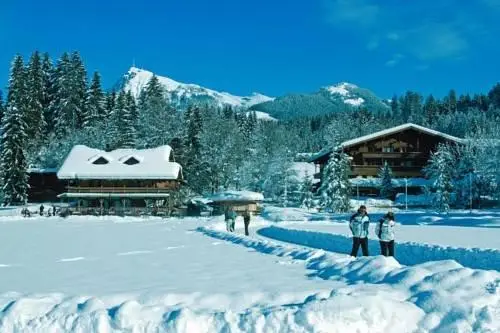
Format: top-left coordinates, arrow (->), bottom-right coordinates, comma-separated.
0,208 -> 499,332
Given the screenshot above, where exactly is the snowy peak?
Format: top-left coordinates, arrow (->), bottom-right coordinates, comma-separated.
122,67 -> 273,109
323,82 -> 364,106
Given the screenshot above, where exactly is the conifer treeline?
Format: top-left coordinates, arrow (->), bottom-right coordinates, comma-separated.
1,50 -> 500,205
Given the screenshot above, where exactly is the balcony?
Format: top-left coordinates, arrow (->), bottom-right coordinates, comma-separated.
360,152 -> 425,159
67,186 -> 175,194
350,165 -> 423,177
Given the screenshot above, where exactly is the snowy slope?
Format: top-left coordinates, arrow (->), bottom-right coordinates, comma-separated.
249,82 -> 390,120
122,67 -> 274,109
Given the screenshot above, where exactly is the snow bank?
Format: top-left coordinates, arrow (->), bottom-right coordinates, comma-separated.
208,190 -> 264,202
199,227 -> 500,333
257,225 -> 500,271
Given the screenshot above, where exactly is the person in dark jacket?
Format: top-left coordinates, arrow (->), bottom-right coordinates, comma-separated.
39,204 -> 45,216
376,212 -> 396,257
243,209 -> 251,236
349,205 -> 370,257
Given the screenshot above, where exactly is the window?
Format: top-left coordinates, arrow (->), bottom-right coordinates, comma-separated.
123,157 -> 140,165
382,147 -> 394,152
92,156 -> 109,165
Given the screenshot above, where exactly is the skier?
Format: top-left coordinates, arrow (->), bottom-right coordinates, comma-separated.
376,211 -> 396,257
349,205 -> 370,257
39,204 -> 45,216
243,209 -> 251,236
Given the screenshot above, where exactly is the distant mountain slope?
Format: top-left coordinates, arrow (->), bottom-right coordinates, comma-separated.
121,67 -> 274,110
250,82 -> 389,119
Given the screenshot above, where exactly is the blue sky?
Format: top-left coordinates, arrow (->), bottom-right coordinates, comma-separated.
1,0 -> 499,99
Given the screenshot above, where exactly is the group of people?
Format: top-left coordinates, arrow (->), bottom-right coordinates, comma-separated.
349,205 -> 396,257
224,207 -> 252,236
21,204 -> 58,218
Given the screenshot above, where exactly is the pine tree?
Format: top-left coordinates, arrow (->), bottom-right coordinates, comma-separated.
0,90 -> 5,124
319,152 -> 351,212
425,144 -> 455,213
300,171 -> 314,210
50,53 -> 75,137
487,83 -> 500,109
70,51 -> 88,128
119,91 -> 137,148
41,53 -> 55,134
447,89 -> 458,113
26,51 -> 46,144
105,89 -> 117,118
378,161 -> 394,199
1,105 -> 29,205
423,95 -> 438,125
84,71 -> 105,127
391,94 -> 400,119
7,55 -> 27,108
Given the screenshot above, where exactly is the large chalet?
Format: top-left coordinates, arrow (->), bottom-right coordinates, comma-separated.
57,145 -> 183,216
309,123 -> 464,196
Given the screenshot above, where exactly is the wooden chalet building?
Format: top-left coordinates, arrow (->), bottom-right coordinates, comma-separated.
57,145 -> 183,216
309,123 -> 464,196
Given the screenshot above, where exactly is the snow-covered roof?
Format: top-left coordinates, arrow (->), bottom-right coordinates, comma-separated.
57,145 -> 182,180
309,123 -> 464,162
208,191 -> 264,202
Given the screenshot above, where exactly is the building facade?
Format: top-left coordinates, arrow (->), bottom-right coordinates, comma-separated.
57,145 -> 183,216
309,123 -> 464,196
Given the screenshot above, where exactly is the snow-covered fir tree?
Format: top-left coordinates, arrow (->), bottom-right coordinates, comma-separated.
137,75 -> 180,148
0,90 -> 4,124
425,144 -> 455,213
50,53 -> 85,137
300,171 -> 314,210
319,152 -> 351,212
378,161 -> 394,199
41,53 -> 55,134
26,51 -> 46,145
105,89 -> 116,119
1,105 -> 29,205
84,71 -> 105,127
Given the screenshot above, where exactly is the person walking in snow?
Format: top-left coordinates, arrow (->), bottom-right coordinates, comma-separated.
39,204 -> 44,216
225,207 -> 236,232
349,205 -> 370,257
243,209 -> 251,236
376,212 -> 396,257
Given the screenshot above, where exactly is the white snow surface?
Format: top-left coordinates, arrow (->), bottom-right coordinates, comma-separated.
245,110 -> 277,121
57,145 -> 182,180
344,97 -> 365,106
288,162 -> 316,182
325,82 -> 358,96
124,67 -> 274,108
0,208 -> 500,332
208,190 -> 264,202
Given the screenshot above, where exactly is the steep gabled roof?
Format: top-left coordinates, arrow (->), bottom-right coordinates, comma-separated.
309,123 -> 464,163
57,145 -> 182,180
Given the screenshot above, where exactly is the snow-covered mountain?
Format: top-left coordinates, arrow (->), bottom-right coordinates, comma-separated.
249,82 -> 389,120
121,67 -> 273,109
323,82 -> 366,106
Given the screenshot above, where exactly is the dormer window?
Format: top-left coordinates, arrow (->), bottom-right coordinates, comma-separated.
123,157 -> 141,165
92,156 -> 109,165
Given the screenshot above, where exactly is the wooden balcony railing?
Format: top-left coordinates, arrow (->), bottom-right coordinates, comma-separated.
361,152 -> 426,159
350,165 -> 423,177
67,186 -> 175,193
